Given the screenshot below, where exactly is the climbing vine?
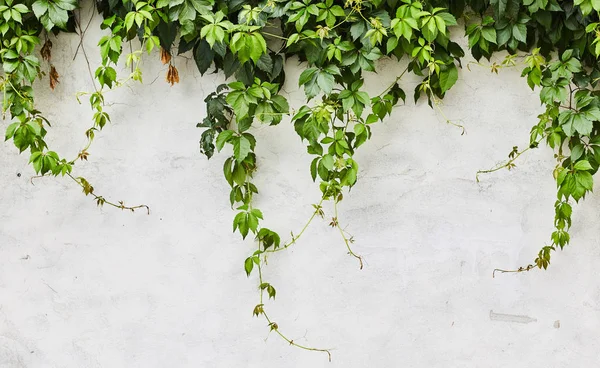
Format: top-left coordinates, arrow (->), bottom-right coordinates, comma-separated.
3,0 -> 600,359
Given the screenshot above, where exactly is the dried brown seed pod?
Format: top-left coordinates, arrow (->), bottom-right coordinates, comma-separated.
41,40 -> 52,61
160,47 -> 171,65
49,65 -> 59,90
166,64 -> 179,86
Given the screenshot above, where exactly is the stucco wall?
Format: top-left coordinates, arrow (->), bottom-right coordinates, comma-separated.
1,6 -> 600,368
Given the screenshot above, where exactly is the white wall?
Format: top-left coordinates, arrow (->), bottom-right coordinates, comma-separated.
1,7 -> 600,368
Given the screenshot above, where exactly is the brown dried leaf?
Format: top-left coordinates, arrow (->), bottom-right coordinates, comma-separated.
160,47 -> 171,65
166,64 -> 179,86
41,40 -> 52,61
78,150 -> 89,161
49,65 -> 59,90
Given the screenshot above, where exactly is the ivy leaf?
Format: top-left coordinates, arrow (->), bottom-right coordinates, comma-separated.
299,68 -> 317,86
247,212 -> 259,232
271,95 -> 289,114
321,154 -> 334,170
571,144 -> 584,161
575,171 -> 594,192
490,0 -> 509,17
216,130 -> 234,151
32,0 -> 48,18
47,2 -> 69,29
512,24 -> 527,43
574,160 -> 593,171
572,113 -> 593,136
226,91 -> 249,119
267,284 -> 276,299
256,54 -> 273,75
231,32 -> 266,64
233,136 -> 251,162
5,122 -> 19,141
310,157 -> 319,181
194,40 -> 214,75
350,21 -> 366,41
232,164 -> 246,186
439,65 -> 458,93
316,72 -> 334,94
244,256 -> 254,276
481,27 -> 497,43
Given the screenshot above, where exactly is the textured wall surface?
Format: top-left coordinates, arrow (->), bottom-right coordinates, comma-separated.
2,7 -> 600,368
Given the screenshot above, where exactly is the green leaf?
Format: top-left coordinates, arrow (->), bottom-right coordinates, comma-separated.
439,65 -> 458,93
31,0 -> 48,18
47,2 -> 69,29
299,68 -> 317,86
496,26 -> 511,45
316,72 -> 334,94
481,27 -> 497,44
216,130 -> 234,151
575,171 -> 594,191
244,257 -> 254,276
310,157 -> 318,181
5,122 -> 18,141
321,154 -> 334,170
247,213 -> 259,232
232,163 -> 246,186
571,144 -> 584,161
233,136 -> 251,162
194,40 -> 214,75
512,24 -> 527,43
251,208 -> 263,219
249,33 -> 267,63
573,113 -> 593,136
491,0 -> 509,17
574,160 -> 593,171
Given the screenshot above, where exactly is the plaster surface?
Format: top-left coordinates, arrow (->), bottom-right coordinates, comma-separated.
1,7 -> 600,368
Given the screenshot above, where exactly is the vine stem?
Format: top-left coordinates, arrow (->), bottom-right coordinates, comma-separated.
66,172 -> 150,214
475,134 -> 547,182
376,65 -> 409,99
333,200 -> 363,269
266,197 -> 325,253
433,97 -> 465,134
424,60 -> 465,134
492,264 -> 536,278
73,7 -> 99,92
256,261 -> 332,361
263,311 -> 332,362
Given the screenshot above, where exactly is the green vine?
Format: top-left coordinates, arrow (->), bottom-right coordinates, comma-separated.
3,0 -> 600,360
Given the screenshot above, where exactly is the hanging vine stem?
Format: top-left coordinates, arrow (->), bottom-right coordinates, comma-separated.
422,60 -> 466,134
475,133 -> 547,182
466,53 -> 519,74
66,172 -> 150,214
73,7 -> 99,92
376,65 -> 410,99
72,38 -> 149,165
492,264 -> 536,278
333,199 -> 363,269
265,197 -> 326,254
28,171 -> 150,213
256,258 -> 332,361
432,97 -> 465,134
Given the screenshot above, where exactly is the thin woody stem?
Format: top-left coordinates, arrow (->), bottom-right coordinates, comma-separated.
266,197 -> 325,253
333,200 -> 363,269
256,261 -> 332,361
476,134 -> 547,182
493,264 -> 536,278
66,172 -> 150,214
263,311 -> 332,362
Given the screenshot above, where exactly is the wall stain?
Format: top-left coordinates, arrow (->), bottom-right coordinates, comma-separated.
489,310 -> 537,324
